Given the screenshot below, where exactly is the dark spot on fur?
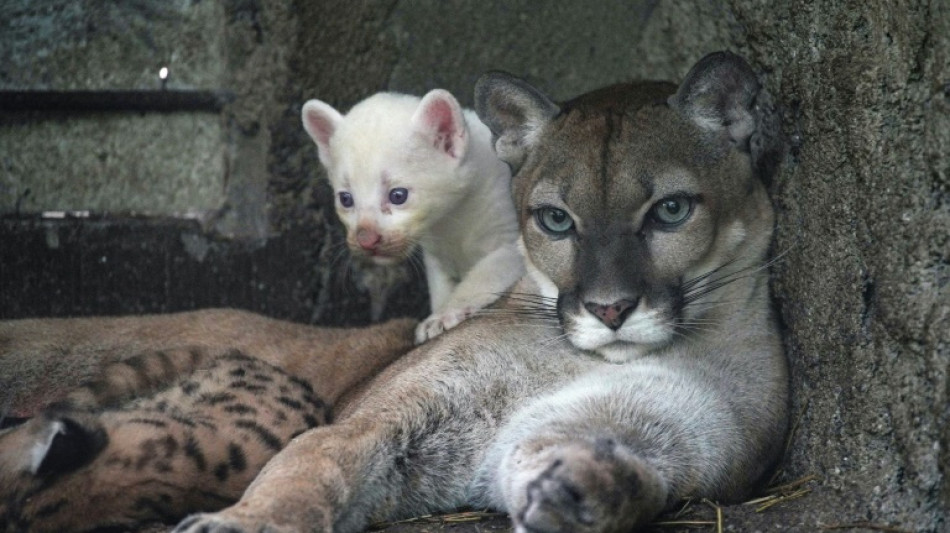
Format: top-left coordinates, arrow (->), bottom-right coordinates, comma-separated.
230,380 -> 267,393
199,392 -> 238,405
160,435 -> 179,456
277,396 -> 303,410
134,496 -> 177,522
184,434 -> 207,471
252,373 -> 274,382
214,462 -> 230,481
126,417 -> 168,428
229,367 -> 247,377
303,393 -> 327,411
155,350 -> 177,379
303,413 -> 324,428
181,381 -> 200,395
124,355 -> 147,372
189,347 -> 204,366
224,404 -> 257,415
228,443 -> 247,472
169,412 -> 198,428
221,349 -> 253,362
289,375 -> 314,393
137,436 -> 178,470
234,420 -> 283,451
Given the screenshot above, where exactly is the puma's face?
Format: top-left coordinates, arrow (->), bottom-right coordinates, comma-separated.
302,91 -> 472,266
477,53 -> 782,362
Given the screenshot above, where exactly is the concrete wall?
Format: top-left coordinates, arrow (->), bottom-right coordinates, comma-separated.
1,0 -> 946,530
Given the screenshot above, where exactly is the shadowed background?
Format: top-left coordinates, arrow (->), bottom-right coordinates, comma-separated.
1,1 -> 946,531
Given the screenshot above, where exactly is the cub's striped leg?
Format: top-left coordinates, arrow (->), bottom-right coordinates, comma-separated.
50,345 -> 221,411
0,351 -> 329,533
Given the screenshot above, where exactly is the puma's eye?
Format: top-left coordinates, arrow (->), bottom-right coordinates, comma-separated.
536,207 -> 574,235
389,188 -> 409,205
338,191 -> 354,208
651,197 -> 693,226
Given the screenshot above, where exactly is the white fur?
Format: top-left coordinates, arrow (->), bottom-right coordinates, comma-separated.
473,358 -> 739,511
567,299 -> 672,363
302,91 -> 524,343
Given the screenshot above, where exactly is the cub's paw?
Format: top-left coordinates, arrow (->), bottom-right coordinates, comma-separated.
174,512 -> 295,533
414,307 -> 476,344
514,439 -> 665,533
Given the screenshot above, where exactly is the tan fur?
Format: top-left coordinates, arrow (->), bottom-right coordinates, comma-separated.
1,309 -> 415,418
0,314 -> 416,532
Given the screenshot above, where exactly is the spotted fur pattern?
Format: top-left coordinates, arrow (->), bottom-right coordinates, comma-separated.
0,348 -> 329,532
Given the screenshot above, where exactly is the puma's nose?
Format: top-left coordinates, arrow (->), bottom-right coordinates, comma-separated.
356,228 -> 382,250
584,299 -> 638,330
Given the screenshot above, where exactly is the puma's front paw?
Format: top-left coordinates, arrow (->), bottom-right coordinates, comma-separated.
414,307 -> 476,344
174,512 -> 296,533
514,439 -> 666,533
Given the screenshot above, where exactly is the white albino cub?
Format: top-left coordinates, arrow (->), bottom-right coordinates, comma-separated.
302,90 -> 524,343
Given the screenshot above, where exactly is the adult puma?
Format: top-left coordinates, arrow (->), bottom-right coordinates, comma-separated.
169,51 -> 788,533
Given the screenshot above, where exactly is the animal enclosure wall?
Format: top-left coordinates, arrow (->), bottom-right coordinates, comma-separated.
1,1 -> 946,531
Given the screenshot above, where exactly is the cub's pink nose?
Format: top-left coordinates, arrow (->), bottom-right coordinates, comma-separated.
584,298 -> 638,330
356,228 -> 382,250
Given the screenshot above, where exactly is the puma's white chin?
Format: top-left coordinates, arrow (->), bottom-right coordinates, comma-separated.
567,309 -> 673,363
568,331 -> 667,363
594,342 -> 660,363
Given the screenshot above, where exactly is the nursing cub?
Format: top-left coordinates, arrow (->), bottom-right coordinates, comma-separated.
0,313 -> 416,532
174,51 -> 788,533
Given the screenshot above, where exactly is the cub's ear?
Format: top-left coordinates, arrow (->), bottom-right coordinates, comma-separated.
669,51 -> 784,183
411,89 -> 468,161
301,99 -> 344,168
0,413 -> 107,477
474,71 -> 559,173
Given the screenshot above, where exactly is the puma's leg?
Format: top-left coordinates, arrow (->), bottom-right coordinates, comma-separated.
173,392 -> 477,533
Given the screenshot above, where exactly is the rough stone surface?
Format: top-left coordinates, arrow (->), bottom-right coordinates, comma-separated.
1,112 -> 225,214
0,0 -> 226,90
1,1 -> 947,531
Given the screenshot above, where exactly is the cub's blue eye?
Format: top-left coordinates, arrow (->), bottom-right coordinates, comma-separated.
651,196 -> 692,225
536,207 -> 574,235
389,187 -> 409,205
338,191 -> 354,208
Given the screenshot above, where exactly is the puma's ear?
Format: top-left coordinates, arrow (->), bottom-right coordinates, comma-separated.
669,51 -> 784,183
475,71 -> 559,173
411,89 -> 468,161
301,99 -> 344,168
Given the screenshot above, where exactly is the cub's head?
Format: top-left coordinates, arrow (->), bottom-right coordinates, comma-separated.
302,90 -> 474,265
476,52 -> 783,362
